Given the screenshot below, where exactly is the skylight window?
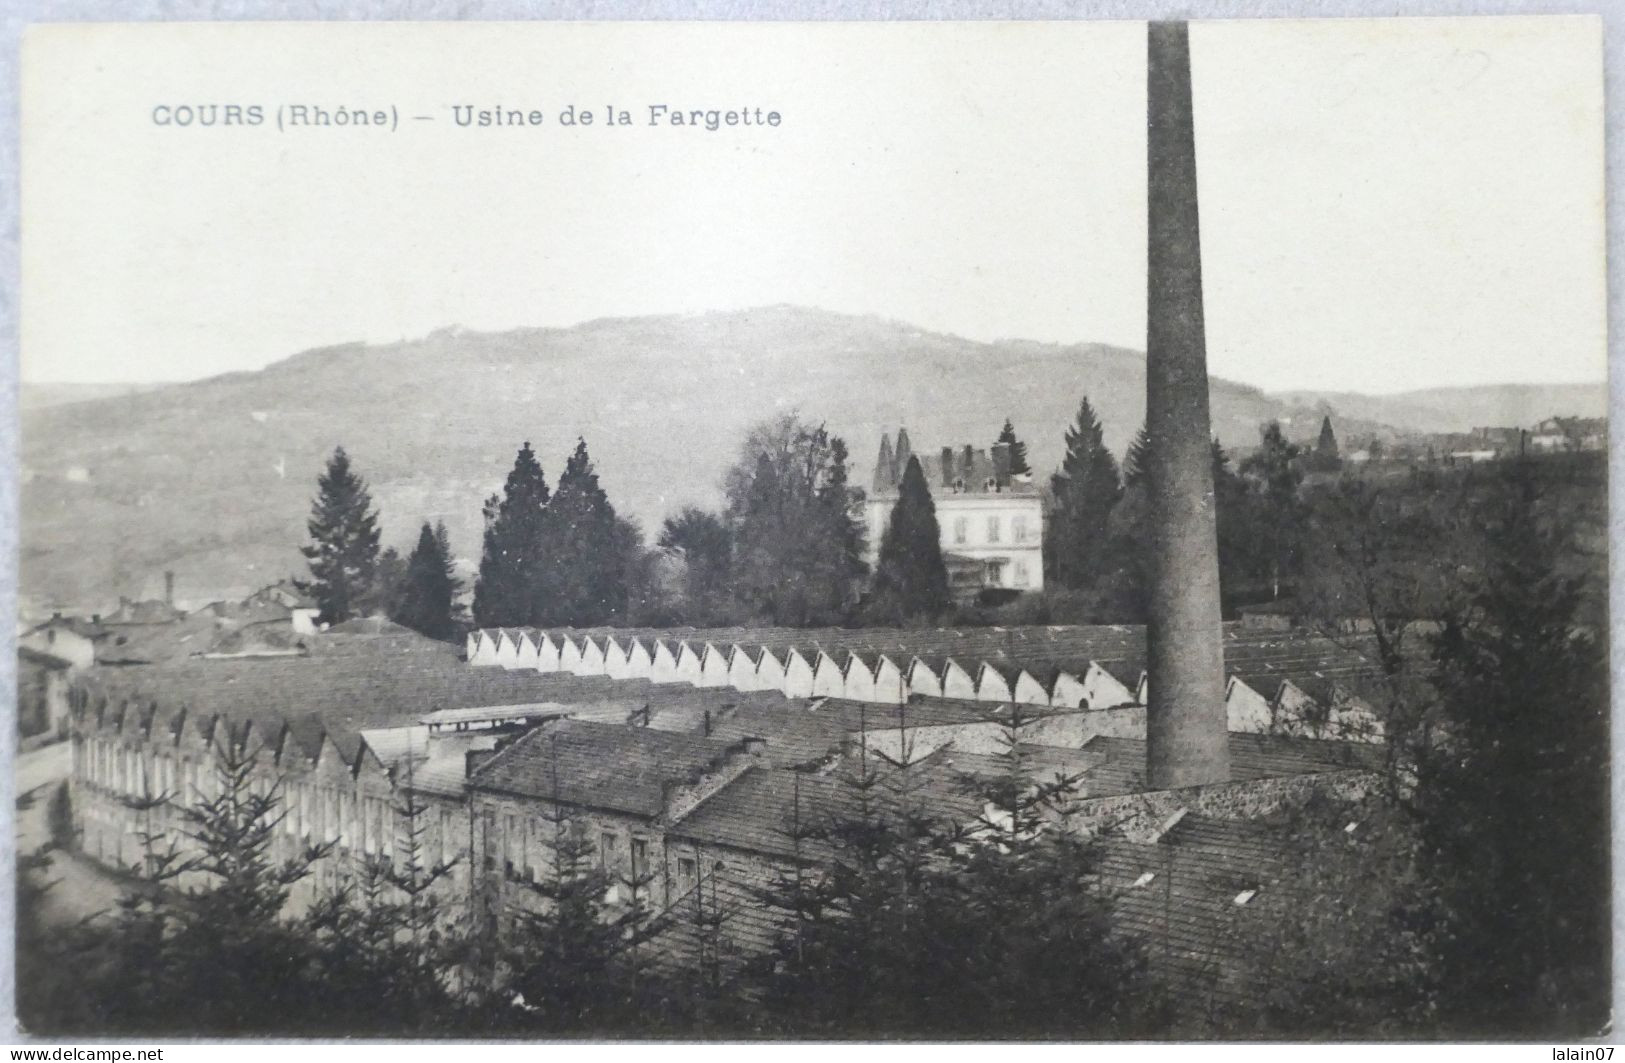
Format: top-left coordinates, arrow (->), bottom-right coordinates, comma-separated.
1233,889 -> 1258,906
1344,821 -> 1359,834
1133,872 -> 1156,888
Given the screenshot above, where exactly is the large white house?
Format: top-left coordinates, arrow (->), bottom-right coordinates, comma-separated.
866,428 -> 1045,598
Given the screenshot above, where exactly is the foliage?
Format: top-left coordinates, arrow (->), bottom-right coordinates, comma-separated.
472,441 -> 551,628
750,707 -> 1160,1038
1046,396 -> 1123,589
298,447 -> 383,625
658,506 -> 735,624
726,413 -> 867,625
996,418 -> 1031,476
392,521 -> 462,640
535,438 -> 627,627
864,456 -> 951,625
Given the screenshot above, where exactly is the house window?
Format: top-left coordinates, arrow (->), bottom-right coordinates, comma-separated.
482,809 -> 496,871
986,516 -> 1001,543
679,857 -> 696,880
1014,560 -> 1030,588
953,517 -> 968,545
631,837 -> 650,880
600,831 -> 619,872
985,559 -> 1006,587
505,814 -> 519,879
1013,515 -> 1028,543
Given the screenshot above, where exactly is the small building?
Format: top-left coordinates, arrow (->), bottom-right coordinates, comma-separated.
867,428 -> 1045,598
18,647 -> 72,739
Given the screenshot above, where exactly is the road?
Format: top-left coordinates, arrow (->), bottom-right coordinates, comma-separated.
16,741 -> 123,926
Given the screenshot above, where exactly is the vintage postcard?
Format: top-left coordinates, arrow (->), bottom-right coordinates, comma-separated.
12,16 -> 1610,1043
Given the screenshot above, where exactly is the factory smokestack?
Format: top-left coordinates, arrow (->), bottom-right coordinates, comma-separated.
1144,21 -> 1229,789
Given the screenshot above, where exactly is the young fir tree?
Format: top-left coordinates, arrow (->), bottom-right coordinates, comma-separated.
1122,424 -> 1152,488
472,442 -> 550,628
866,456 -> 950,625
394,520 -> 461,640
537,438 -> 626,626
502,734 -> 672,1034
1047,396 -> 1123,589
299,447 -> 383,625
1414,460 -> 1610,1037
996,418 -> 1031,477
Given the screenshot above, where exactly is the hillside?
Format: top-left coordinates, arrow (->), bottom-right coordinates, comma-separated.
1267,383 -> 1607,436
18,306 -> 1601,609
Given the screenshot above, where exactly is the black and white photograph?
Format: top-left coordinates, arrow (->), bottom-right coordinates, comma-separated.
9,14 -> 1612,1044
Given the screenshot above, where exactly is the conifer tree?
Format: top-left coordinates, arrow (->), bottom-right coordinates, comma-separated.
394,521 -> 461,639
537,438 -> 626,626
996,418 -> 1031,477
1122,425 -> 1152,488
1047,397 -> 1123,589
866,456 -> 950,624
299,447 -> 382,625
472,442 -> 550,628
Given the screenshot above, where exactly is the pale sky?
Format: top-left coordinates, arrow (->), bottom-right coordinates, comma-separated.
21,17 -> 1606,392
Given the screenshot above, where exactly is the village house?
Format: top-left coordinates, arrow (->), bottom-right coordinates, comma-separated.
867,428 -> 1045,598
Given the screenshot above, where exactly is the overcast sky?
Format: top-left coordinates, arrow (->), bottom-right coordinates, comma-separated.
21,17 -> 1605,393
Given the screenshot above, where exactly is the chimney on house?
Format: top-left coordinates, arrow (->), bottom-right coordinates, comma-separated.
991,443 -> 1012,489
1144,20 -> 1229,790
164,571 -> 175,607
940,447 -> 955,488
961,445 -> 974,484
874,433 -> 895,492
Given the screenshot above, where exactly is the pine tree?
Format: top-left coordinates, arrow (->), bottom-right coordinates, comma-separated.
537,438 -> 626,626
472,442 -> 550,628
996,418 -> 1031,477
299,447 -> 382,625
1122,425 -> 1151,488
866,456 -> 950,624
394,521 -> 460,639
1047,397 -> 1123,589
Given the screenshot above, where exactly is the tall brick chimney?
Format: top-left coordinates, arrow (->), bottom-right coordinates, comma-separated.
1144,21 -> 1229,790
940,447 -> 955,487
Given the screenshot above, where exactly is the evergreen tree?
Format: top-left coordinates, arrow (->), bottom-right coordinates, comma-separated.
996,418 -> 1031,477
299,447 -> 382,625
1239,422 -> 1306,598
536,438 -> 626,626
1047,397 -> 1123,589
1121,425 -> 1151,488
472,442 -> 550,628
394,521 -> 460,640
365,547 -> 408,621
1416,461 -> 1610,1036
866,456 -> 950,624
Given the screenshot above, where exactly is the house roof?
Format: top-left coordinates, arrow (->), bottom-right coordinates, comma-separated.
19,646 -> 72,671
467,718 -> 745,818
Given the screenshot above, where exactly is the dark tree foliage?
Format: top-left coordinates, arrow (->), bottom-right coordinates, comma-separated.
299,447 -> 382,625
536,438 -> 627,627
865,456 -> 951,625
1046,396 -> 1123,589
472,442 -> 551,628
393,521 -> 461,640
1238,421 -> 1305,598
996,418 -> 1031,476
497,736 -> 674,1034
1245,458 -> 1609,1039
658,506 -> 734,624
1415,461 -> 1610,1037
750,707 -> 1161,1038
726,414 -> 867,625
367,547 -> 408,622
1122,425 -> 1151,488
